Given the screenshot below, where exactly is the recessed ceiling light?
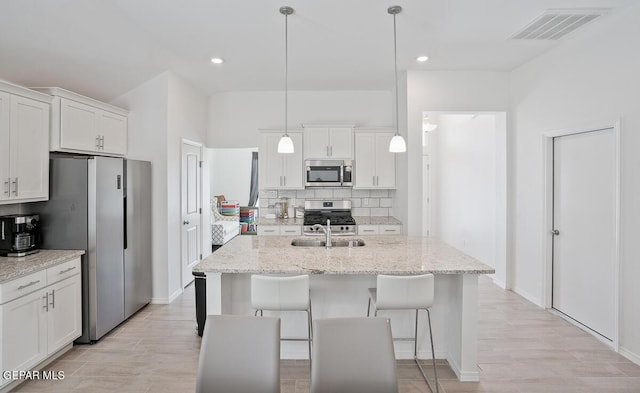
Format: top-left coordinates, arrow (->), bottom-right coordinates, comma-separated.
416,55 -> 429,62
211,57 -> 224,64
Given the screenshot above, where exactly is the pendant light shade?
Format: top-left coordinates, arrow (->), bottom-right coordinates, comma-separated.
389,134 -> 407,153
277,6 -> 295,154
388,5 -> 406,153
277,135 -> 294,153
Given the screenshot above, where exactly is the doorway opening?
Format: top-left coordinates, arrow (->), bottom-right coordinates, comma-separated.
422,111 -> 507,287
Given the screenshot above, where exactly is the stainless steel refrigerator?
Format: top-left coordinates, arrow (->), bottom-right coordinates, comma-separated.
34,155 -> 152,343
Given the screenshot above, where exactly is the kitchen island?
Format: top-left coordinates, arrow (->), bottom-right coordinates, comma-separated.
193,235 -> 494,381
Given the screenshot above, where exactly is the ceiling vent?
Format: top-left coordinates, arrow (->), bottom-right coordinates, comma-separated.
512,8 -> 610,40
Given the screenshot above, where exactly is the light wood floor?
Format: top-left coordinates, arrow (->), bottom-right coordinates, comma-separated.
14,276 -> 640,392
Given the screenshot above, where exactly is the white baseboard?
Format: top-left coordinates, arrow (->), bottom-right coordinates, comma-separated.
150,288 -> 183,305
512,286 -> 543,307
619,347 -> 640,366
492,277 -> 507,289
446,355 -> 480,382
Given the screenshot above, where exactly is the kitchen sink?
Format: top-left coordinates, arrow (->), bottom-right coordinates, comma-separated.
291,238 -> 365,247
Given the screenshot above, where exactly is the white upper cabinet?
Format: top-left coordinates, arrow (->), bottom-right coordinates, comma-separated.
33,87 -> 128,156
302,125 -> 354,159
354,129 -> 396,189
259,130 -> 304,189
0,82 -> 51,204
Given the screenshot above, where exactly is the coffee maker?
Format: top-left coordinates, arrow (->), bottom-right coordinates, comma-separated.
0,214 -> 41,257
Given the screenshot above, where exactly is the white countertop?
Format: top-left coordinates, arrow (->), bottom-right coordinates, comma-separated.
0,249 -> 85,283
194,235 -> 494,275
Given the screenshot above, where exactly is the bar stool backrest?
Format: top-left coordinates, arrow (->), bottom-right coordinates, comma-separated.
251,274 -> 310,311
196,315 -> 280,393
376,274 -> 434,310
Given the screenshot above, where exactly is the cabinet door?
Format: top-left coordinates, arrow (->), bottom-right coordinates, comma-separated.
374,133 -> 396,188
282,132 -> 303,189
304,128 -> 329,159
328,128 -> 353,158
259,133 -> 285,188
60,98 -> 99,152
354,133 -> 376,188
0,92 -> 10,202
100,111 -> 127,155
1,290 -> 47,377
9,96 -> 50,201
47,274 -> 82,355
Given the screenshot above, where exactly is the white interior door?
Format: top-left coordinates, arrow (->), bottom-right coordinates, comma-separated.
552,127 -> 616,341
181,140 -> 202,288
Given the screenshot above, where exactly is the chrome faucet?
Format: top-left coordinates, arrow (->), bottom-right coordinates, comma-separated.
311,219 -> 332,248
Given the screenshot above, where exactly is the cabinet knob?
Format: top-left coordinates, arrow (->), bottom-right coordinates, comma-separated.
183,220 -> 190,225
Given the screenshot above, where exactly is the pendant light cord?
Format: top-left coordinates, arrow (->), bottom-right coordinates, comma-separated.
393,12 -> 399,138
284,12 -> 289,137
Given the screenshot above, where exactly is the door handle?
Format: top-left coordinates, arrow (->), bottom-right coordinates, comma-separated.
49,289 -> 55,309
11,178 -> 17,196
551,229 -> 560,235
184,220 -> 190,225
3,178 -> 9,195
43,292 -> 49,312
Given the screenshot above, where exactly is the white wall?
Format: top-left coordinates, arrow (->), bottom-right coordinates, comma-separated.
509,4 -> 640,362
208,148 -> 257,206
113,71 -> 208,303
207,90 -> 393,148
429,114 -> 498,271
112,72 -> 170,303
167,73 -> 208,297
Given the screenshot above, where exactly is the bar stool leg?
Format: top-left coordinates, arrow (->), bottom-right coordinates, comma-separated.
367,297 -> 372,317
414,309 -> 439,393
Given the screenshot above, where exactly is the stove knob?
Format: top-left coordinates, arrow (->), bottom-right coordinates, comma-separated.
340,226 -> 344,231
345,226 -> 349,231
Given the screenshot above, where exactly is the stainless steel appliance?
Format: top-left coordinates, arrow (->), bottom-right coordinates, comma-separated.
305,160 -> 353,187
0,214 -> 41,257
303,200 -> 356,235
34,155 -> 152,343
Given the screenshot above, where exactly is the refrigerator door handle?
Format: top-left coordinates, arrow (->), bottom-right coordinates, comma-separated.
123,196 -> 128,250
117,175 -> 122,190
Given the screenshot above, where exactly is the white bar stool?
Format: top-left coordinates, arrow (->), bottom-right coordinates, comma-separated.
196,315 -> 280,393
251,274 -> 313,361
311,317 -> 398,393
367,273 -> 439,393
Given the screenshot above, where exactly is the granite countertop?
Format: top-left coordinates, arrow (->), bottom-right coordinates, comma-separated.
0,250 -> 85,283
256,217 -> 304,225
194,235 -> 494,275
353,216 -> 402,225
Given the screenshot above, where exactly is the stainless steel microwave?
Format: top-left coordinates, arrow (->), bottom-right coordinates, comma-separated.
305,160 -> 353,187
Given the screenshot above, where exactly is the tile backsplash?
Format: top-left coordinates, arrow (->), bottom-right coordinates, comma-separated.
259,189 -> 396,217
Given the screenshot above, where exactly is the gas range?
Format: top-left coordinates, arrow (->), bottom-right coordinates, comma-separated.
303,200 -> 356,236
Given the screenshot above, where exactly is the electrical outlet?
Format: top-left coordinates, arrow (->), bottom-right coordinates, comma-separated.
363,198 -> 369,206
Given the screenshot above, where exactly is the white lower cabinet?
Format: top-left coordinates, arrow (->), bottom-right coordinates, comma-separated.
0,258 -> 82,387
357,224 -> 401,235
257,225 -> 302,236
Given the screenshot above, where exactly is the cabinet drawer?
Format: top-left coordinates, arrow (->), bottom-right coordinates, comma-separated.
280,226 -> 302,236
257,226 -> 280,236
358,225 -> 379,235
379,225 -> 401,235
46,258 -> 81,285
0,270 -> 47,304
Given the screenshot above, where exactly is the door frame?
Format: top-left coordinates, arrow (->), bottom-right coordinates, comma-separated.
541,120 -> 621,349
180,138 -> 204,289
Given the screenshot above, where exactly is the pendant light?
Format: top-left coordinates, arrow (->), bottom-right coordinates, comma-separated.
388,5 -> 406,153
277,6 -> 295,154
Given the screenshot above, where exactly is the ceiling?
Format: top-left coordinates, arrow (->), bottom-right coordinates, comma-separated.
0,0 -> 635,102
